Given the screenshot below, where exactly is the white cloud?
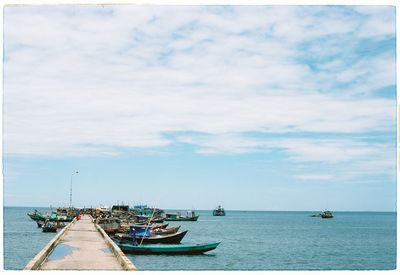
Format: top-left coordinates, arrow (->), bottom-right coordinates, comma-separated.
177,133 -> 393,163
176,133 -> 395,180
354,6 -> 395,38
3,5 -> 396,159
294,174 -> 333,181
273,139 -> 392,163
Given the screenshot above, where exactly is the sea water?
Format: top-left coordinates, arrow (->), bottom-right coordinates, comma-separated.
3,207 -> 396,270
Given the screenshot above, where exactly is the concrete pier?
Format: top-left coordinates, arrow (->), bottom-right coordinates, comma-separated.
25,215 -> 136,271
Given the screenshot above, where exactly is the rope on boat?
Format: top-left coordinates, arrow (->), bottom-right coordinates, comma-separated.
139,206 -> 156,246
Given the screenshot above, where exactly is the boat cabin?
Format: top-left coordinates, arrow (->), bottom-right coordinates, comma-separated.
111,205 -> 129,212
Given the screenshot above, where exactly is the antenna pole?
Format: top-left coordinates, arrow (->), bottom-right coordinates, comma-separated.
70,171 -> 78,208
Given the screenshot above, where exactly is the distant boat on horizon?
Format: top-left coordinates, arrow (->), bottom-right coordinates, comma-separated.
321,210 -> 333,218
213,205 -> 226,216
310,210 -> 334,218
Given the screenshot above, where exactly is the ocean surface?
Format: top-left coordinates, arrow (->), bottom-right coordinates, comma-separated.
3,207 -> 397,270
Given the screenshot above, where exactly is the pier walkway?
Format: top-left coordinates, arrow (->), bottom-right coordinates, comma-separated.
25,215 -> 136,271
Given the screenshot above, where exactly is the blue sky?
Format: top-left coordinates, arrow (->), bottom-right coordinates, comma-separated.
3,5 -> 396,211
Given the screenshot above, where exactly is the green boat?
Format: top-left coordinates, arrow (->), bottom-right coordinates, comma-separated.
27,210 -> 47,221
116,241 -> 221,254
27,211 -> 73,222
165,211 -> 199,221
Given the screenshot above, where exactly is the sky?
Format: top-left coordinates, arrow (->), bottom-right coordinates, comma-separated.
2,5 -> 397,211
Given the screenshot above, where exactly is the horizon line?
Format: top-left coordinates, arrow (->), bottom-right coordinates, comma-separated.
3,205 -> 397,213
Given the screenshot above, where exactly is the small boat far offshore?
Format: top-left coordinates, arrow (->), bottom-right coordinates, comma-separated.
310,210 -> 334,218
321,210 -> 334,219
213,205 -> 226,216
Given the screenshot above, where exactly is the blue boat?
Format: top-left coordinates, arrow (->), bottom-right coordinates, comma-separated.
119,225 -> 188,244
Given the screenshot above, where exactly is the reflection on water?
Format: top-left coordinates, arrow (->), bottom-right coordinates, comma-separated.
47,244 -> 73,261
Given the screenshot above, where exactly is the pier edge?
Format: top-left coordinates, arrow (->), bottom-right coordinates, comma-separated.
24,217 -> 77,270
94,222 -> 137,271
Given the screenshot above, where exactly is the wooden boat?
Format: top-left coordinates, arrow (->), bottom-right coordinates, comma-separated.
165,211 -> 199,221
111,204 -> 129,213
115,241 -> 221,255
151,223 -> 169,229
36,220 -> 44,228
150,217 -> 165,223
129,223 -> 169,229
151,225 -> 180,235
42,221 -> 57,232
57,222 -> 67,228
135,215 -> 165,224
115,230 -> 188,244
54,214 -> 74,222
27,210 -> 47,221
135,207 -> 165,217
28,211 -> 73,222
213,205 -> 226,216
114,222 -> 170,234
129,224 -> 180,236
97,218 -> 121,234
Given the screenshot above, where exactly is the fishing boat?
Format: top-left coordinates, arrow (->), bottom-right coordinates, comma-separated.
57,222 -> 67,228
321,210 -> 333,219
114,231 -> 188,244
130,223 -> 169,229
28,210 -> 73,222
165,211 -> 199,221
55,214 -> 74,222
133,207 -> 166,223
111,204 -> 130,214
42,221 -> 57,232
36,220 -> 44,228
135,215 -> 165,224
213,205 -> 226,216
97,217 -> 121,234
151,225 -> 181,235
135,207 -> 165,217
309,213 -> 321,217
150,217 -> 165,223
129,224 -> 180,236
116,226 -> 188,244
27,210 -> 47,221
114,240 -> 221,255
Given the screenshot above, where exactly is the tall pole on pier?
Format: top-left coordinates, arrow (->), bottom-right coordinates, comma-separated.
70,171 -> 79,208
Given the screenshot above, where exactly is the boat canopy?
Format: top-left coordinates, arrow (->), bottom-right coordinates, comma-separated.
111,205 -> 129,212
129,225 -> 151,237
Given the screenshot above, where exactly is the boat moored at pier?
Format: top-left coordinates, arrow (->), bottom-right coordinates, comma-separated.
42,221 -> 58,232
165,211 -> 199,221
114,240 -> 221,255
114,230 -> 188,244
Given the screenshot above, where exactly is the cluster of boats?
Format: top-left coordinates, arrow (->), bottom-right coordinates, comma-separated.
27,204 -> 223,254
27,208 -> 77,232
90,205 -> 221,254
